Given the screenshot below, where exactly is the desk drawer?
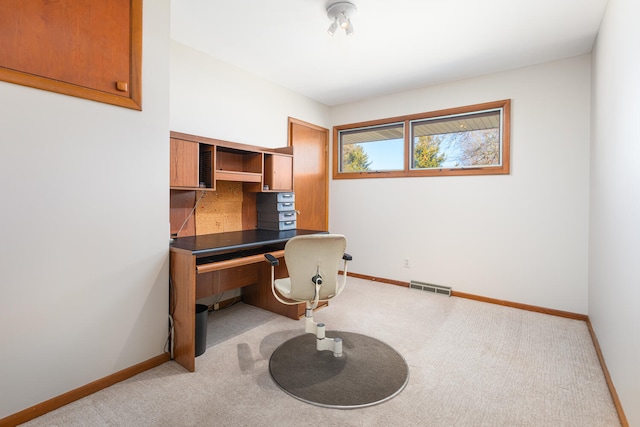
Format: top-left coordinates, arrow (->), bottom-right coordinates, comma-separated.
257,201 -> 295,212
258,211 -> 297,222
258,219 -> 296,231
219,266 -> 259,291
196,264 -> 259,298
258,192 -> 295,203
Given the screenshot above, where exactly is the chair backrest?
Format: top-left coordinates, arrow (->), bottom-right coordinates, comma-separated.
284,234 -> 347,301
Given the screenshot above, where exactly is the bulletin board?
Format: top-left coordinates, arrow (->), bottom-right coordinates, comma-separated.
195,182 -> 245,234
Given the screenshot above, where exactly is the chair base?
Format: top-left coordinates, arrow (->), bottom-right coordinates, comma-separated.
269,331 -> 409,409
304,309 -> 342,357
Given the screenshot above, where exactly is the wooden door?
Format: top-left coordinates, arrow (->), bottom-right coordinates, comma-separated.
289,118 -> 329,231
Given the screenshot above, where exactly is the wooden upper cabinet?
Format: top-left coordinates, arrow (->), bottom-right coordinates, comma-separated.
0,0 -> 142,110
265,154 -> 293,191
169,131 -> 294,192
170,138 -> 200,189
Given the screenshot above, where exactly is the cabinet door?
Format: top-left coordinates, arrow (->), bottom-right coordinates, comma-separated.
265,155 -> 293,191
0,0 -> 142,110
170,138 -> 199,188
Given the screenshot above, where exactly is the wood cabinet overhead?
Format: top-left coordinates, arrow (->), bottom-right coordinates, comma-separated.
169,131 -> 294,237
169,131 -> 294,193
0,0 -> 142,110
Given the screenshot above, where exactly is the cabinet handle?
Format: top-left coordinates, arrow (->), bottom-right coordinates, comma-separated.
116,81 -> 128,92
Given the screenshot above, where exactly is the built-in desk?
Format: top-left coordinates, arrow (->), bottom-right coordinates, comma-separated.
169,229 -> 324,372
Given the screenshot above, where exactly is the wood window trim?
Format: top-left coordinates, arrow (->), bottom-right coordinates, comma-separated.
0,0 -> 142,110
332,99 -> 511,179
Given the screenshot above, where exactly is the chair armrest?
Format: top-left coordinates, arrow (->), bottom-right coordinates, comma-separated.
264,253 -> 280,266
343,253 -> 352,261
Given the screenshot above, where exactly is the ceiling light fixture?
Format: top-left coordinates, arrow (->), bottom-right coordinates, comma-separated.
326,2 -> 356,36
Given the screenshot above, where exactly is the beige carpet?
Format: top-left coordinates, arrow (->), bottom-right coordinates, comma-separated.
22,277 -> 621,426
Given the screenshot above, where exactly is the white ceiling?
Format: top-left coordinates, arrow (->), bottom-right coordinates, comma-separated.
170,0 -> 608,106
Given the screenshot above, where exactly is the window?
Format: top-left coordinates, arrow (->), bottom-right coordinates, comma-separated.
333,100 -> 510,178
338,123 -> 404,172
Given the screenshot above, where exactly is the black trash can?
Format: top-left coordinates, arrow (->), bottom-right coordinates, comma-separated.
195,304 -> 208,357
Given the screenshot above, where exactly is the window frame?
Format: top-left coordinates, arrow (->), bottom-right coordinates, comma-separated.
332,99 -> 511,179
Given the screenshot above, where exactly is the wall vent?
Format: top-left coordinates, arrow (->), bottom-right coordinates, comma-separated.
410,280 -> 452,296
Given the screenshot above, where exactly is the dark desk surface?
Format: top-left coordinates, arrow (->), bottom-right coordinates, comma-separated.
170,229 -> 325,257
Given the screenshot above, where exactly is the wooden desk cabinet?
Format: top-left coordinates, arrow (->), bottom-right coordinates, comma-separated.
169,230 -> 321,372
168,131 -> 307,372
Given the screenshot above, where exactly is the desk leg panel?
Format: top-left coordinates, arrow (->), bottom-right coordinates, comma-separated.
170,250 -> 196,372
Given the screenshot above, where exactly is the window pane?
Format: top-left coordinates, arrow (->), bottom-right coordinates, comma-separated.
339,123 -> 404,172
410,110 -> 502,170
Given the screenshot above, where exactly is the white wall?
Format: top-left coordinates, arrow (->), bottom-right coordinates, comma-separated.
329,56 -> 591,314
0,1 -> 170,419
170,41 -> 330,148
590,0 -> 640,423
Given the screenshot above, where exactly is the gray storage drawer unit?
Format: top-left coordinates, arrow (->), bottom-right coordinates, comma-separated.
257,192 -> 296,230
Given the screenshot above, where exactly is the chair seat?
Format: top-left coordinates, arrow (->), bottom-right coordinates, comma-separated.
268,234 -> 349,305
274,278 -> 293,299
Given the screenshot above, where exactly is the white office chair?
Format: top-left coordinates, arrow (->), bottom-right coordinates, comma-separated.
264,234 -> 352,357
